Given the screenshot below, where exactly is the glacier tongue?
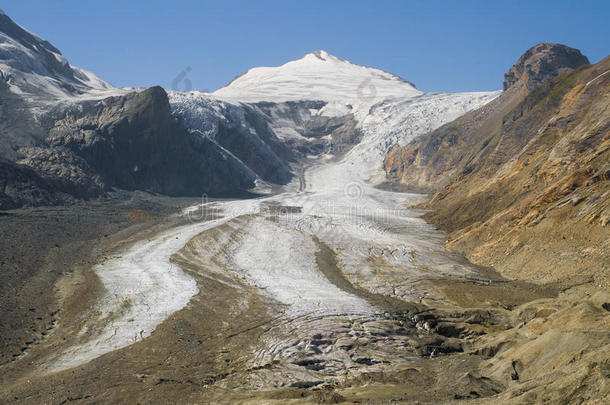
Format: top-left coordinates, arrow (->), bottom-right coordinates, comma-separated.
345,91 -> 500,183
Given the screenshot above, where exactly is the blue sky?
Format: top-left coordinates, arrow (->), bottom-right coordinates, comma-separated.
3,0 -> 609,92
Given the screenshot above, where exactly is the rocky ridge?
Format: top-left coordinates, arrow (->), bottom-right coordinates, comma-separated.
503,43 -> 589,91
384,45 -> 610,402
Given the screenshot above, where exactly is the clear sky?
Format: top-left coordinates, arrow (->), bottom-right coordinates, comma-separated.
3,0 -> 609,93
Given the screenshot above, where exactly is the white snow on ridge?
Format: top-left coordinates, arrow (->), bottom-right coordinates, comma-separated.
213,50 -> 422,103
0,33 -> 123,100
171,50 -> 499,184
0,12 -> 127,102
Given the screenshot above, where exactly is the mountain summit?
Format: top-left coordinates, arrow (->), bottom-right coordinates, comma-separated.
503,43 -> 589,91
0,10 -> 113,100
213,50 -> 421,102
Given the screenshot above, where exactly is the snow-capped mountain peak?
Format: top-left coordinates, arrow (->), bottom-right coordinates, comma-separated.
213,50 -> 422,103
0,10 -> 121,101
300,49 -> 354,65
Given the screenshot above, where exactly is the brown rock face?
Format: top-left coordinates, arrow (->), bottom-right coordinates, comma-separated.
386,52 -> 610,284
384,48 -> 609,405
385,43 -> 592,194
384,42 -> 610,281
503,43 -> 589,91
384,81 -> 529,193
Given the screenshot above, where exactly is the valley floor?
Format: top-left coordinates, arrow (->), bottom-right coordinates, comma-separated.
0,159 -> 608,404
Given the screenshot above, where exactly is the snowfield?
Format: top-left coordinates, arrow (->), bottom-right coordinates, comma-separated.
213,50 -> 422,103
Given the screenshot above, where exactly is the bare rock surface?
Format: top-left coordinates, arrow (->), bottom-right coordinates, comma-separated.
503,43 -> 589,91
384,46 -> 610,404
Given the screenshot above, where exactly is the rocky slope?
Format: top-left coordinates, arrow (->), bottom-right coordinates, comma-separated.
0,158 -> 90,209
384,46 -> 609,402
424,54 -> 609,280
385,43 -> 590,192
41,87 -> 257,196
385,43 -> 608,281
1,85 -> 260,209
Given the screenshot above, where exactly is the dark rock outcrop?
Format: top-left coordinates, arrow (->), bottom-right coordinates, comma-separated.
1,85 -> 262,209
17,147 -> 104,199
245,100 -> 361,159
43,86 -> 256,197
0,159 -> 79,209
502,43 -> 589,91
